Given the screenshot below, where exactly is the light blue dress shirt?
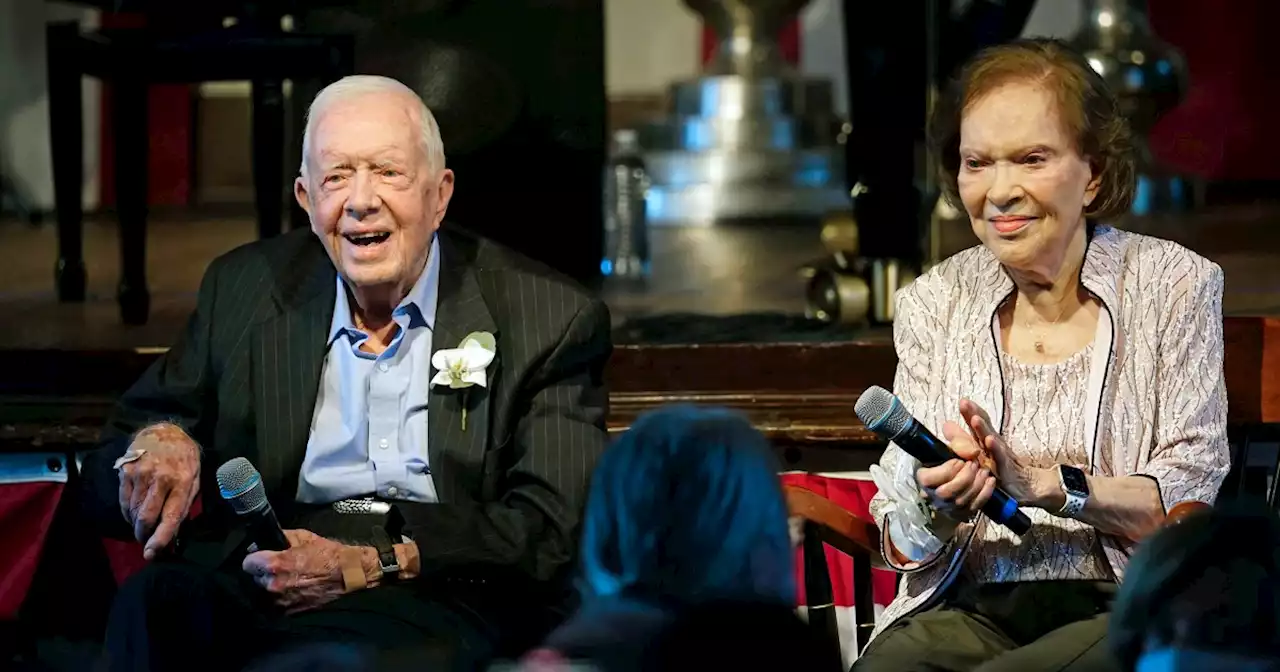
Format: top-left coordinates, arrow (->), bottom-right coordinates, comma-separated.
297,235 -> 440,504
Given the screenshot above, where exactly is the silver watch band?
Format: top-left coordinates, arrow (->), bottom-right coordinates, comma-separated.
1058,490 -> 1087,518
1056,466 -> 1088,518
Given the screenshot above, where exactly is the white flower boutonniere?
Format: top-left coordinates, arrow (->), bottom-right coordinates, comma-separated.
430,331 -> 496,431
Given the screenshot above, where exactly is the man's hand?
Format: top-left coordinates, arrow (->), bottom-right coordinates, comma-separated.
242,529 -> 371,614
118,422 -> 201,560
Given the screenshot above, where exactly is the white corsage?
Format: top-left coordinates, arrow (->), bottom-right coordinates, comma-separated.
870,460 -> 945,562
430,331 -> 496,431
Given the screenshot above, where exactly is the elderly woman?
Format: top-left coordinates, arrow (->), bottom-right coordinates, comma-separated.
853,39 -> 1229,672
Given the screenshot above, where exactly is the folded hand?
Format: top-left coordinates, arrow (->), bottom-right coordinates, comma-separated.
117,423 -> 201,560
915,398 -> 1040,522
242,529 -> 359,613
957,398 -> 1043,503
915,426 -> 995,523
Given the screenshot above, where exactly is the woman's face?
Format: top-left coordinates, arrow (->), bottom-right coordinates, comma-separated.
957,81 -> 1100,275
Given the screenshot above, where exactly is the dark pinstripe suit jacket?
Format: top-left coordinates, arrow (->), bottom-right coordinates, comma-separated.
83,226 -> 612,585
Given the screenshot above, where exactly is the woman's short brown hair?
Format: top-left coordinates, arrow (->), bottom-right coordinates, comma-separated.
929,38 -> 1135,221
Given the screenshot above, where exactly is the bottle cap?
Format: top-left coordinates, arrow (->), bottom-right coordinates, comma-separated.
613,128 -> 640,154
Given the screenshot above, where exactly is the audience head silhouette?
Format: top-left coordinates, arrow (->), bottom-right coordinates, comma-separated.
1111,498 -> 1280,671
578,405 -> 795,607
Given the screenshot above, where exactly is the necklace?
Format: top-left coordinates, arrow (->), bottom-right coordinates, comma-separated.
1025,302 -> 1069,354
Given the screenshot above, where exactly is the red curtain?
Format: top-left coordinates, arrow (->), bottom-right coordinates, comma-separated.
1147,0 -> 1280,180
97,12 -> 193,207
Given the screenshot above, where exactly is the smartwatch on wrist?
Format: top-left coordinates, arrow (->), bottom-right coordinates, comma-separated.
370,526 -> 400,580
1056,465 -> 1090,518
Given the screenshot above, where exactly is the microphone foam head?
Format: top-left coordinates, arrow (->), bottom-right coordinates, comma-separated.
854,385 -> 912,436
216,457 -> 267,515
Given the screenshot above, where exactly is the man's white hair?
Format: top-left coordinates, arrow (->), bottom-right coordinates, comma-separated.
299,75 -> 446,177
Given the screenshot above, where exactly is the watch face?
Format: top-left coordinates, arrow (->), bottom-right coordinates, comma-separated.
1061,466 -> 1089,494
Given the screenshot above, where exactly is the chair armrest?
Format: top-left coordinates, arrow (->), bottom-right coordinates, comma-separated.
784,485 -> 881,559
1162,501 -> 1210,527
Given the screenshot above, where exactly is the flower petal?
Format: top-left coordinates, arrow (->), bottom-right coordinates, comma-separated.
430,370 -> 453,387
461,345 -> 495,369
461,370 -> 487,388
432,348 -> 461,370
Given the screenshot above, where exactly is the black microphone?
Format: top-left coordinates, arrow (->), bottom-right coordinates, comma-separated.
216,457 -> 291,551
855,386 -> 1032,536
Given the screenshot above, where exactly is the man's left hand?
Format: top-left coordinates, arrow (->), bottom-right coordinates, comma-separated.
242,529 -> 360,613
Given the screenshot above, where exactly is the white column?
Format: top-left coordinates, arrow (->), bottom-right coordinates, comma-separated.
0,0 -> 101,212
604,0 -> 701,96
799,0 -> 849,118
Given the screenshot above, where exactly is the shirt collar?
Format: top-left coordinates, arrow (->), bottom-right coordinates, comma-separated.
328,234 -> 440,344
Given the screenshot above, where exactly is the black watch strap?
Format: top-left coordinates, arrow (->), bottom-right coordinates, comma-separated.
370,526 -> 400,579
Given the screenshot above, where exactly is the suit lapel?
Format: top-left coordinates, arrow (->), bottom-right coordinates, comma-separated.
252,245 -> 335,506
428,230 -> 499,502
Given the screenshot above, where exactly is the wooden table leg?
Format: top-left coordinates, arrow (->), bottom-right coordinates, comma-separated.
252,79 -> 284,239
47,22 -> 86,303
114,78 -> 150,325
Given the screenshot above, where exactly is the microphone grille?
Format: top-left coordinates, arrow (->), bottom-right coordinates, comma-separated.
216,457 -> 267,515
854,385 -> 912,436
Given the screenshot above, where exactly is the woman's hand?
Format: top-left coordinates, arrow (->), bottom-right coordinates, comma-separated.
958,398 -> 1054,505
916,398 -> 1057,522
915,423 -> 996,524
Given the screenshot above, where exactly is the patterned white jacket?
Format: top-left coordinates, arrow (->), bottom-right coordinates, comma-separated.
867,225 -> 1230,645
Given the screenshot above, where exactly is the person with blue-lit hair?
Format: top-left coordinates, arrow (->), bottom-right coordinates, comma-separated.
1110,499 -> 1280,671
523,405 -> 799,670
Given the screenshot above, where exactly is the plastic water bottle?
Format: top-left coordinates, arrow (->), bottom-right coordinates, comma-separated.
602,129 -> 650,280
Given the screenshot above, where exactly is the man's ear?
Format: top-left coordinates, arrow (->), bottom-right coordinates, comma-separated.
432,169 -> 455,227
294,176 -> 312,217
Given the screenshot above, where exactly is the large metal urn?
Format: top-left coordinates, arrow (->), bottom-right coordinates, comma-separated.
1072,0 -> 1191,214
639,0 -> 850,226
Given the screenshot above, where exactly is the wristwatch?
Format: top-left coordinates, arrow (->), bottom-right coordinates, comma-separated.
1056,465 -> 1090,518
370,526 -> 400,580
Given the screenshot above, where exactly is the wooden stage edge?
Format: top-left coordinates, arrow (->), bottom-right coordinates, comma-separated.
3,319 -> 1279,469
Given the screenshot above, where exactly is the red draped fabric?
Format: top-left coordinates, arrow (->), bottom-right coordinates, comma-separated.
0,455 -> 206,615
0,481 -> 64,619
102,539 -> 149,587
781,472 -> 896,665
101,496 -> 203,585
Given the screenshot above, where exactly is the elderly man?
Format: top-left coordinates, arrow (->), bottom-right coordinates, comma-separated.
82,75 -> 612,670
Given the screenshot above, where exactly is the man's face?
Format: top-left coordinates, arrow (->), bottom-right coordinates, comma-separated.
295,91 -> 453,292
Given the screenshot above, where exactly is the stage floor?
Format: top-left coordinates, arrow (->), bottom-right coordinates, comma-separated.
2,205 -> 1280,351
0,209 -> 258,351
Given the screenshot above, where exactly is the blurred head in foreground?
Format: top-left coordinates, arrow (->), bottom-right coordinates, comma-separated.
1111,499 -> 1280,671
577,405 -> 795,607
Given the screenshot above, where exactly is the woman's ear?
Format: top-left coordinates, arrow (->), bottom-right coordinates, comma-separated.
1084,160 -> 1102,208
